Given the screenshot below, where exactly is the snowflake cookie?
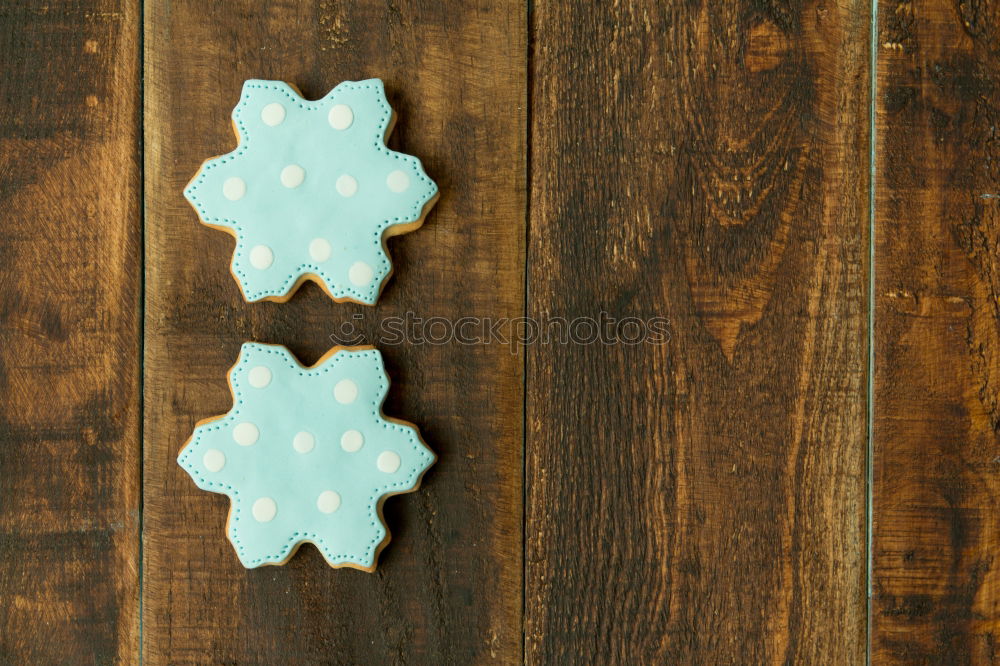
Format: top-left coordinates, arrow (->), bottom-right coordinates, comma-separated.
177,343 -> 435,570
184,79 -> 438,304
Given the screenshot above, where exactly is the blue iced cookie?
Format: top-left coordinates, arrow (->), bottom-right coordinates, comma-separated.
184,79 -> 438,304
177,343 -> 435,570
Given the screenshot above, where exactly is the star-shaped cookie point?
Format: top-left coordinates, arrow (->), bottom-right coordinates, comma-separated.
177,343 -> 435,570
184,79 -> 438,304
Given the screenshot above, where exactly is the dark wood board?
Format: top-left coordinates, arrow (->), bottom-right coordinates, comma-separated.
525,0 -> 870,662
142,1 -> 525,663
11,0 -> 1000,661
0,1 -> 141,663
873,0 -> 1000,661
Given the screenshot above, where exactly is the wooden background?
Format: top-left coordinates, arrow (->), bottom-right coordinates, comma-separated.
0,0 -> 997,663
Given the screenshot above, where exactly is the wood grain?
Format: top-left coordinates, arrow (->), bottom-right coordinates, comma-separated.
525,0 -> 869,661
0,1 -> 141,663
13,0 -> 998,660
873,0 -> 1000,661
143,0 -> 524,663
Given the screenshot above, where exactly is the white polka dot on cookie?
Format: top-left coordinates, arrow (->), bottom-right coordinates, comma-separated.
333,379 -> 358,404
309,238 -> 332,262
386,170 -> 410,193
248,365 -> 272,388
377,451 -> 401,474
293,431 -> 315,454
280,164 -> 305,188
223,176 -> 246,201
203,449 -> 225,473
348,261 -> 374,286
317,490 -> 341,514
328,104 -> 353,130
233,422 -> 259,446
252,497 -> 277,522
340,430 -> 363,452
261,102 -> 286,126
249,245 -> 273,270
336,174 -> 358,197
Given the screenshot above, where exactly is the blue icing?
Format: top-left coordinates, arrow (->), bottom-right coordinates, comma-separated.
177,343 -> 435,570
184,79 -> 438,304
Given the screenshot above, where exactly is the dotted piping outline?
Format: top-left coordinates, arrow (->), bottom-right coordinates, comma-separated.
183,80 -> 438,304
177,343 -> 434,567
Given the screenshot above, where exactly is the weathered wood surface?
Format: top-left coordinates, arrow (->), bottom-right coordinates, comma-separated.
0,1 -> 141,663
143,0 -> 525,663
11,0 -> 1000,662
873,0 -> 1000,661
525,0 -> 870,661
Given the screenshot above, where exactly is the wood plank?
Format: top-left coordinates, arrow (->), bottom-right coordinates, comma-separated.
873,1 -> 1000,661
0,1 -> 141,663
142,1 -> 524,662
525,1 -> 869,661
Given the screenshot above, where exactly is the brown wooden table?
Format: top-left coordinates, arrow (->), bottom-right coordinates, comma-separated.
1,1 -> 997,663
